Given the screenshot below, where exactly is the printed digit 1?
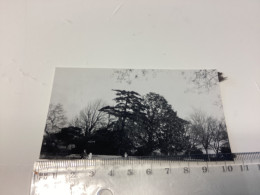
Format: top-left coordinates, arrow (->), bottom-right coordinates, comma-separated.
240,165 -> 249,172
108,170 -> 114,176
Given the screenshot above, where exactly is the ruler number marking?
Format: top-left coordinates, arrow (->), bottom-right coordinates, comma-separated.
146,169 -> 152,175
165,168 -> 170,174
52,172 -> 57,179
202,166 -> 208,173
69,172 -> 77,178
108,170 -> 114,176
127,169 -> 134,176
184,167 -> 190,174
222,165 -> 233,172
88,170 -> 95,177
240,165 -> 249,172
38,172 -> 48,180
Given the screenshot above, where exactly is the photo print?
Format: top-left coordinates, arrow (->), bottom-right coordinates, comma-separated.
40,68 -> 231,159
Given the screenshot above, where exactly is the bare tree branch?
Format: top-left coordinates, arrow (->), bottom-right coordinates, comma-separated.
182,70 -> 227,94
45,103 -> 67,134
78,99 -> 107,135
188,110 -> 230,155
112,69 -> 158,85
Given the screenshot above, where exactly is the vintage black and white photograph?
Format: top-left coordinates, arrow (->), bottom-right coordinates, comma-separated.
40,68 -> 231,159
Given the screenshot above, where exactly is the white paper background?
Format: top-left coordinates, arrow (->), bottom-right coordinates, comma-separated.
0,0 -> 260,194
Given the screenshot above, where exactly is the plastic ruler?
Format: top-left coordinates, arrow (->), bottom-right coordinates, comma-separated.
30,152 -> 260,195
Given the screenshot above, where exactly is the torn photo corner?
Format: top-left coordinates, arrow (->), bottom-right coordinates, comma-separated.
40,68 -> 231,159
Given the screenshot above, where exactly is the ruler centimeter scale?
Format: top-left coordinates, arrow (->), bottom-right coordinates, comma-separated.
30,152 -> 260,195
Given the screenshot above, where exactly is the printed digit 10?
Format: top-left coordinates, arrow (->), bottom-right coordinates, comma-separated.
222,165 -> 233,172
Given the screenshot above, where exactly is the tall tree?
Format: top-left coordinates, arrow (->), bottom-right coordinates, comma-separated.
189,110 -> 215,155
99,89 -> 146,154
138,92 -> 188,155
210,119 -> 230,155
188,110 -> 231,155
184,123 -> 202,155
45,103 -> 67,134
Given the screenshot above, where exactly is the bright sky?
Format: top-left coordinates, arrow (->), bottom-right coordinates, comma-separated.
50,68 -> 225,121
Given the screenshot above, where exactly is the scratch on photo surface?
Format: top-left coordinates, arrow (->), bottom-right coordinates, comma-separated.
65,19 -> 73,24
255,81 -> 260,92
112,1 -> 124,16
